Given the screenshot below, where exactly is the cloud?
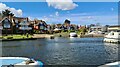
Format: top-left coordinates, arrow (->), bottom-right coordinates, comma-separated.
55,11 -> 59,16
41,16 -> 49,21
87,16 -> 93,19
49,14 -> 53,17
28,16 -> 34,20
70,13 -> 89,16
111,8 -> 114,11
46,0 -> 78,10
46,15 -> 118,25
0,3 -> 22,16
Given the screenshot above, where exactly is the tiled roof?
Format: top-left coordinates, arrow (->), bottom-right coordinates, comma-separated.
0,17 -> 8,23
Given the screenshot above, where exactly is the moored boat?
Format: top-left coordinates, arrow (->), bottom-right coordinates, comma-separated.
0,57 -> 43,67
104,31 -> 120,43
69,32 -> 78,37
99,61 -> 120,67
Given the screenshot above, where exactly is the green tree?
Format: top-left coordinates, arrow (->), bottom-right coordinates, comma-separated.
64,19 -> 70,26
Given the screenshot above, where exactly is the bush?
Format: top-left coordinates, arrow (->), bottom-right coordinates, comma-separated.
7,37 -> 13,39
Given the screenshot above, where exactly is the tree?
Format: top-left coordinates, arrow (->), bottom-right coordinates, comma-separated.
9,13 -> 14,17
64,19 -> 70,24
2,9 -> 14,17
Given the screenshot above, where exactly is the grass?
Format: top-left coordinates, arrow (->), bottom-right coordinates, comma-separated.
1,35 -> 32,39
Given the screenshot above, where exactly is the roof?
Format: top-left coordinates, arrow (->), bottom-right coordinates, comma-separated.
29,21 -> 35,24
109,25 -> 120,28
13,17 -> 28,19
13,17 -> 28,22
0,17 -> 9,23
19,21 -> 29,25
34,20 -> 47,26
91,26 -> 103,28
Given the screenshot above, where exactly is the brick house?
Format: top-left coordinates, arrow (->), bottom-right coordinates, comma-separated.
34,20 -> 47,33
0,17 -> 14,35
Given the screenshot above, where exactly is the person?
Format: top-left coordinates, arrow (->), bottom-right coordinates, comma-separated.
25,59 -> 34,64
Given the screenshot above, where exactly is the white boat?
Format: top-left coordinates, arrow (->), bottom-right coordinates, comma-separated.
104,31 -> 120,43
69,32 -> 77,37
0,57 -> 43,67
99,61 -> 120,67
88,31 -> 102,34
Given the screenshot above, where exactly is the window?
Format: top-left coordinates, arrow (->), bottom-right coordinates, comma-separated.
112,33 -> 114,35
3,19 -> 10,28
40,26 -> 44,29
15,20 -> 18,23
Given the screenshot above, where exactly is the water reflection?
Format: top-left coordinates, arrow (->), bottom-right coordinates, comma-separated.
1,37 -> 119,65
103,43 -> 118,63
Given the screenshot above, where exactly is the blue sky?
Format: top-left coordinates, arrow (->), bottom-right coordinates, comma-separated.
1,2 -> 118,25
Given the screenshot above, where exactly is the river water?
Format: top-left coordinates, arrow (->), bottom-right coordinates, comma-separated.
1,37 -> 119,66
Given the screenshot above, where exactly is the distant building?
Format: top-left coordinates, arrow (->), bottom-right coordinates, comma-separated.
89,25 -> 103,32
101,25 -> 109,32
108,25 -> 120,32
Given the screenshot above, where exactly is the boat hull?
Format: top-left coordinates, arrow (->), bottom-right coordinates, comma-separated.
99,61 -> 120,67
103,31 -> 120,43
69,33 -> 78,37
0,57 -> 43,67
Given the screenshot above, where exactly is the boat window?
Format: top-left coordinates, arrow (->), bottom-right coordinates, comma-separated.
112,33 -> 114,35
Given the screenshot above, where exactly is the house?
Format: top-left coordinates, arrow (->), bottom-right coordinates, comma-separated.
89,26 -> 103,32
19,20 -> 32,34
88,24 -> 104,34
13,17 -> 32,34
29,21 -> 35,34
34,20 -> 47,33
0,16 -> 33,34
70,24 -> 79,31
0,17 -> 14,35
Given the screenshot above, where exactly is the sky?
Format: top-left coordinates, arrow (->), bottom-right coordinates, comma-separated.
0,1 -> 118,25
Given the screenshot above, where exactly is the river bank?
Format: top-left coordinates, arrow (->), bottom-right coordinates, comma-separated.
32,34 -> 54,39
0,35 -> 37,41
0,32 -> 105,41
53,32 -> 105,38
0,34 -> 54,41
